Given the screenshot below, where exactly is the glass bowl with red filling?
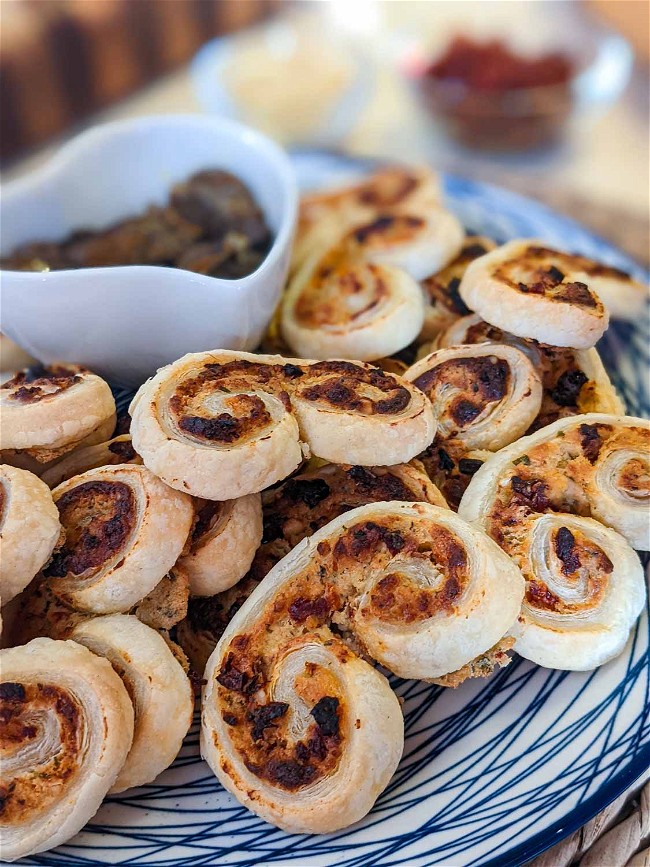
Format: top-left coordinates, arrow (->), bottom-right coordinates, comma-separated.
407,32 -> 631,152
412,37 -> 573,151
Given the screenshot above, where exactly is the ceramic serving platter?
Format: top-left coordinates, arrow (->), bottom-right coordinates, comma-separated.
24,152 -> 649,867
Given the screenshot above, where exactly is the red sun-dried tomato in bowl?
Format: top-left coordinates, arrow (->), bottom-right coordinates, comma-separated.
413,37 -> 575,152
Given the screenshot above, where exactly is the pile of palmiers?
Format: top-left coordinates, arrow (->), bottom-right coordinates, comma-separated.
1,167 -> 648,858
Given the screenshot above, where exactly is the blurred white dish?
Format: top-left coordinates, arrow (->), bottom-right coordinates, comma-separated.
191,20 -> 375,147
0,115 -> 298,387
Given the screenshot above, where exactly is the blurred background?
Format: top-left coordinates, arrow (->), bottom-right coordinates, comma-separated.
1,0 -> 648,263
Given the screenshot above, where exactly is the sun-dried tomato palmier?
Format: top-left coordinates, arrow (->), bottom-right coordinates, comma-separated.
459,241 -> 610,348
176,461 -> 447,673
1,363 -> 116,466
130,351 -> 435,500
282,252 -> 425,361
0,465 -> 61,604
435,313 -> 624,428
69,615 -> 193,793
175,494 -> 263,596
459,414 -> 648,669
282,207 -> 463,361
44,465 -> 194,613
292,165 -> 442,275
457,239 -> 647,324
405,343 -> 543,451
0,638 -> 134,860
201,501 -> 524,833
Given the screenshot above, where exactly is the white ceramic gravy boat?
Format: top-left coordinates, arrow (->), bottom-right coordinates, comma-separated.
0,114 -> 298,387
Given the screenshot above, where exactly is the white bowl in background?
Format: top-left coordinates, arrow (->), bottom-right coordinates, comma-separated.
0,115 -> 298,387
190,20 -> 375,147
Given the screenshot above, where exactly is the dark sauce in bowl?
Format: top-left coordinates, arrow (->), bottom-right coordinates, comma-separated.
2,170 -> 272,278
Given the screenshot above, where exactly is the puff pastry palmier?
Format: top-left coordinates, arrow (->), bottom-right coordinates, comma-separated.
0,466 -> 61,604
435,313 -> 624,426
283,207 -> 463,361
177,461 -> 446,673
69,615 -> 193,792
282,253 -> 426,361
458,239 -> 647,323
41,434 -> 141,488
0,638 -> 134,861
344,209 -> 464,282
459,414 -> 648,668
292,165 -> 441,274
420,236 -> 496,340
44,465 -> 194,613
175,494 -> 263,596
1,363 -> 116,464
459,241 -> 609,348
130,351 -> 435,500
201,501 -> 523,832
405,344 -> 543,451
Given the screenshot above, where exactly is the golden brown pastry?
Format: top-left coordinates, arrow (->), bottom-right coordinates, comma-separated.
1,363 -> 116,465
434,313 -> 624,427
405,344 -> 543,451
175,494 -> 263,596
0,465 -> 61,604
292,165 -> 442,275
459,414 -> 648,668
459,241 -> 610,348
201,501 -> 523,832
282,208 -> 463,361
176,460 -> 447,674
69,614 -> 193,793
0,637 -> 134,860
44,465 -> 194,613
40,434 -> 141,488
130,351 -> 435,500
419,236 -> 496,340
282,253 -> 426,362
461,239 -> 648,322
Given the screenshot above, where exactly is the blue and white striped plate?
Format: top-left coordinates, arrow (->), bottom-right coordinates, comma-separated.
32,152 -> 649,867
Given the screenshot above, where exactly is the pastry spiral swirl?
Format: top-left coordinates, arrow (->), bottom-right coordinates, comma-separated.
177,461 -> 447,674
44,465 -> 194,613
459,414 -> 648,668
282,253 -> 425,362
282,207 -> 463,361
0,363 -> 116,464
201,501 -> 523,832
435,313 -> 624,427
0,637 -> 134,861
69,615 -> 193,793
292,166 -> 442,275
459,241 -> 610,349
175,494 -> 263,596
0,466 -> 61,604
405,343 -> 543,451
457,239 -> 647,323
130,351 -> 435,500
